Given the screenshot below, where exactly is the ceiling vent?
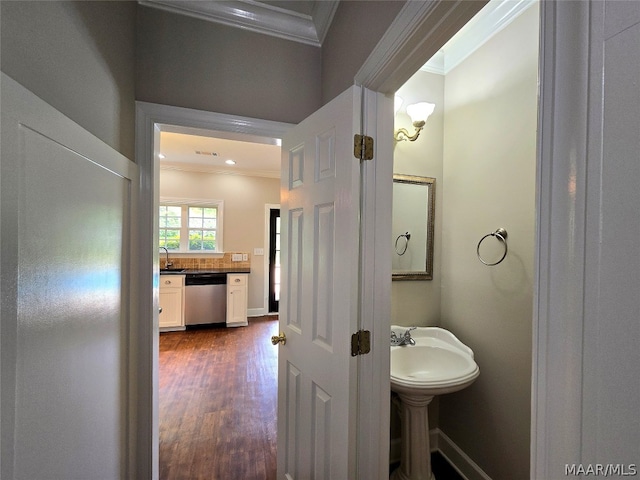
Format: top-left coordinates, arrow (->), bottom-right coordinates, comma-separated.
195,151 -> 218,156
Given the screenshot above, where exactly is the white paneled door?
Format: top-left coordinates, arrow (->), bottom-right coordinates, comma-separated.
1,73 -> 138,479
277,86 -> 361,479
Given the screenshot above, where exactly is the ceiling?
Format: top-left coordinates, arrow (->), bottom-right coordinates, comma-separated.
159,126 -> 282,178
152,0 -> 535,179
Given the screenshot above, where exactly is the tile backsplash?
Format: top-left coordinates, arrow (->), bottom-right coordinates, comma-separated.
161,252 -> 251,270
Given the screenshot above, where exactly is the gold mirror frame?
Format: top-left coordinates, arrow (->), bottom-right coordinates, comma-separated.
392,174 -> 435,281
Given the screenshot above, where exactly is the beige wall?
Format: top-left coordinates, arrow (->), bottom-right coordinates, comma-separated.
392,4 -> 538,478
439,5 -> 538,479
393,70 -> 444,327
1,1 -> 137,159
159,169 -> 280,312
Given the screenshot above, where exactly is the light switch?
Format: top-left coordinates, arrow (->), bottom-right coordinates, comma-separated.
254,248 -> 264,256
242,254 -> 248,261
232,253 -> 243,261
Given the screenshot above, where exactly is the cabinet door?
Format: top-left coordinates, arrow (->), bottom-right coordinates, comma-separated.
227,275 -> 248,326
159,288 -> 184,328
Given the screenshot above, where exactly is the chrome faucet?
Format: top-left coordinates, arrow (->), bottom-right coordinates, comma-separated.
390,327 -> 416,346
160,246 -> 173,269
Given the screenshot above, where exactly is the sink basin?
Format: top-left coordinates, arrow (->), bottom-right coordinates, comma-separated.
390,326 -> 479,396
160,268 -> 186,273
390,326 -> 479,480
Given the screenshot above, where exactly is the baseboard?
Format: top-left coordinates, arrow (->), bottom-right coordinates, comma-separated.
434,429 -> 492,480
248,308 -> 267,317
389,429 -> 492,480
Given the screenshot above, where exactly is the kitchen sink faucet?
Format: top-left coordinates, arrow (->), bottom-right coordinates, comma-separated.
160,246 -> 173,269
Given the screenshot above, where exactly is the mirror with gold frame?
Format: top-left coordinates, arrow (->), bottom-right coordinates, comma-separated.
392,174 -> 435,280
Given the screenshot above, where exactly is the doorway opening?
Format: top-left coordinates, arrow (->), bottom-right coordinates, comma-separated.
268,208 -> 280,314
138,106 -> 291,478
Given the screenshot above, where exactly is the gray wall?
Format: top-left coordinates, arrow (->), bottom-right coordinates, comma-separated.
321,0 -> 405,104
0,1 -> 137,160
136,5 -> 322,125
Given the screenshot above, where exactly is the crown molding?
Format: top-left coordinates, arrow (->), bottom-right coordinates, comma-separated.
421,0 -> 537,75
138,0 -> 338,47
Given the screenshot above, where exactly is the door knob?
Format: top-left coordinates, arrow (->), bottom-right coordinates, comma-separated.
271,332 -> 286,345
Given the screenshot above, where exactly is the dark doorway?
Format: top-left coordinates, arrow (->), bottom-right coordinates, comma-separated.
268,208 -> 280,313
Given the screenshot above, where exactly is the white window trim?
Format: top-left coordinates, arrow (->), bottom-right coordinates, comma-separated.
160,196 -> 224,254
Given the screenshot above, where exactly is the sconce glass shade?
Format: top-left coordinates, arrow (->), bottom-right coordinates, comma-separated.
406,102 -> 436,126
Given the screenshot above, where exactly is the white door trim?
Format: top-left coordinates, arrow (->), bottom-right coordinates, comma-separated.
135,101 -> 292,477
355,0 -> 488,94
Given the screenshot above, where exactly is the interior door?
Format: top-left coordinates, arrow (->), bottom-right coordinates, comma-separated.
277,86 -> 361,479
1,73 -> 138,479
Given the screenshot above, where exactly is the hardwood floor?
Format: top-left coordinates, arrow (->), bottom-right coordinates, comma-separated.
159,316 -> 279,480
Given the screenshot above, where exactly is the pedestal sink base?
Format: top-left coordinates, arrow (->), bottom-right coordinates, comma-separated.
391,392 -> 435,480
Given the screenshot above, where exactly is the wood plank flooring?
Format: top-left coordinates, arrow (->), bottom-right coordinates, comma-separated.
159,316 -> 279,480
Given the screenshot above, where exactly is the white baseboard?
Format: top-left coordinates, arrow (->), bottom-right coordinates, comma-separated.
247,308 -> 267,317
435,429 -> 492,480
389,429 -> 492,480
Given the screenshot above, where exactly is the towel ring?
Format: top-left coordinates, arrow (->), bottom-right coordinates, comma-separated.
395,232 -> 411,255
477,228 -> 508,266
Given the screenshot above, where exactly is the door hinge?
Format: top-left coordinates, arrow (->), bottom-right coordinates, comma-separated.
354,134 -> 374,161
351,330 -> 371,356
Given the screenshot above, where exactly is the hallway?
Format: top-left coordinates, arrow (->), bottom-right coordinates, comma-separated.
159,316 -> 279,479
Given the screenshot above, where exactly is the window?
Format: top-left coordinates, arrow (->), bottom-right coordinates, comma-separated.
159,200 -> 223,253
188,206 -> 217,251
159,205 -> 182,250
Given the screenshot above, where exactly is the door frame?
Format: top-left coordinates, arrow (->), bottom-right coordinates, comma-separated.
135,101 -> 291,477
355,0 -> 599,477
137,1 -> 592,477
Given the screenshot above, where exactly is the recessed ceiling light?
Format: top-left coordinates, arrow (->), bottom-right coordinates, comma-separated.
225,159 -> 236,165
158,153 -> 166,159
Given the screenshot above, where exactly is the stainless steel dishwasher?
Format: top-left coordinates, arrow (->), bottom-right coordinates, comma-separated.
184,273 -> 227,326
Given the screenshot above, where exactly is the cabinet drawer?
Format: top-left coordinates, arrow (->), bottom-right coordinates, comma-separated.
228,274 -> 247,286
160,275 -> 184,288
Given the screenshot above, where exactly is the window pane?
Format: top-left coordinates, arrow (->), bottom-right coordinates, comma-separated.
166,217 -> 181,228
167,206 -> 182,216
203,207 -> 217,218
189,217 -> 203,228
203,218 -> 216,229
189,207 -> 203,217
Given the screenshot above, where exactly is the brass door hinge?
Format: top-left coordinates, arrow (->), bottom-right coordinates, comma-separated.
354,134 -> 374,161
351,330 -> 371,356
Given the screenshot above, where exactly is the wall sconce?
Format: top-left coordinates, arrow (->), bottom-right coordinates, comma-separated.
394,100 -> 436,142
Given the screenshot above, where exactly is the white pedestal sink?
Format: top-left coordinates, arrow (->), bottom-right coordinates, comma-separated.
390,326 -> 479,480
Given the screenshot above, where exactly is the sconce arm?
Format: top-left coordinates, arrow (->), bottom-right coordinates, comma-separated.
394,125 -> 423,142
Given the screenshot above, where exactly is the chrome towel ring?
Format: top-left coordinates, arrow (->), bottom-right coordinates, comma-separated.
477,228 -> 508,266
395,232 -> 411,255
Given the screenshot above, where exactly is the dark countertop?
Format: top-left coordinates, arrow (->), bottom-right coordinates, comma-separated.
160,268 -> 251,275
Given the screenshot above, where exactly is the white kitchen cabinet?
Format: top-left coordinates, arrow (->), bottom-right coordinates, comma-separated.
226,274 -> 248,327
159,275 -> 185,330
